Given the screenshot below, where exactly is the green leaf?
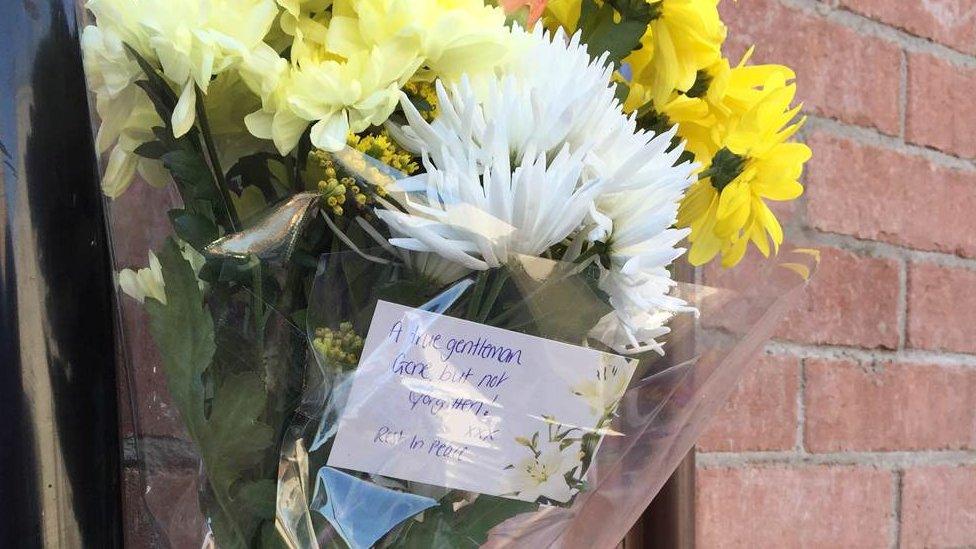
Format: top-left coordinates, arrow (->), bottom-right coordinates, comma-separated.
146,239 -> 277,549
227,153 -> 284,202
133,140 -> 169,160
614,81 -> 631,104
237,479 -> 278,520
145,238 -> 214,429
202,373 -> 275,473
608,0 -> 659,20
125,45 -> 178,123
451,497 -> 538,546
578,0 -> 652,66
163,148 -> 219,203
168,209 -> 220,249
399,497 -> 538,548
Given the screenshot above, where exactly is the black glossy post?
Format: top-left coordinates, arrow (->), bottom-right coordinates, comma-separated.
0,1 -> 123,547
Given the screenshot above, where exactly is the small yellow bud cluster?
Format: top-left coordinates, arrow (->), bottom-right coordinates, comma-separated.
403,80 -> 439,122
312,322 -> 364,368
335,149 -> 396,196
310,151 -> 371,216
347,130 -> 419,175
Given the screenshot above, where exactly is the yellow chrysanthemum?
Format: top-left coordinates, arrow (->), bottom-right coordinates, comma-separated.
625,0 -> 726,107
677,78 -> 810,268
640,48 -> 796,162
542,0 -> 725,113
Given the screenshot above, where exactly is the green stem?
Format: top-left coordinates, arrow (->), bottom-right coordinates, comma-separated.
466,271 -> 489,320
477,269 -> 510,323
194,86 -> 241,232
486,262 -> 585,327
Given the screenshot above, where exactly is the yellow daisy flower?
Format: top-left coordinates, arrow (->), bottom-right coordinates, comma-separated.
543,0 -> 725,105
624,0 -> 726,107
641,49 -> 796,162
677,79 -> 810,268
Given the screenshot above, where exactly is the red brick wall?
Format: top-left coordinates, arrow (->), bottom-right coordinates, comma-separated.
696,1 -> 976,547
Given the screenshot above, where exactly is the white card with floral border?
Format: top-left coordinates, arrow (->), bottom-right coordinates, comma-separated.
327,300 -> 638,503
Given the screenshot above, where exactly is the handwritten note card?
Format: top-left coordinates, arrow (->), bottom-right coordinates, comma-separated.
327,301 -> 637,503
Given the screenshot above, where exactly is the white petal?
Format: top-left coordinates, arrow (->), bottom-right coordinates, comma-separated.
117,269 -> 145,303
102,144 -> 137,198
310,111 -> 350,152
171,79 -> 197,138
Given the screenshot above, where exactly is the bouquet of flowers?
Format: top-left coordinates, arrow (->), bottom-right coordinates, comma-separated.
80,0 -> 815,547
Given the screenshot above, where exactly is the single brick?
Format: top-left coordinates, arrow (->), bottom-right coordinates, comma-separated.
698,355 -> 800,452
806,132 -> 976,257
697,466 -> 894,548
805,359 -> 976,452
838,0 -> 976,56
777,247 -> 900,349
120,304 -> 193,439
141,466 -> 210,548
901,466 -> 976,548
907,262 -> 976,353
907,53 -> 976,159
122,468 -> 162,549
720,0 -> 902,134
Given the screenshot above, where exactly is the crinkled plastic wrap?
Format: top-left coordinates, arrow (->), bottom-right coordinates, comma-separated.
104,186 -> 815,549
73,0 -> 819,544
93,144 -> 817,548
273,247 -> 817,548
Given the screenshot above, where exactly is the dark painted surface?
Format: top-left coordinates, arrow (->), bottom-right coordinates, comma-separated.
0,0 -> 122,547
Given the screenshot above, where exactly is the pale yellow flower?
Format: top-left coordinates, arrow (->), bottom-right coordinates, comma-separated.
204,71 -> 273,170
81,23 -> 169,197
242,0 -> 513,153
328,0 -> 510,81
87,0 -> 279,138
118,241 -> 206,305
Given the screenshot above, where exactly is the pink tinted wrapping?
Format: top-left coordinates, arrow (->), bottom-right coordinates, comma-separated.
489,253 -> 813,548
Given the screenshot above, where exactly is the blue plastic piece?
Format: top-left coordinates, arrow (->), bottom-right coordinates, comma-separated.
311,467 -> 438,549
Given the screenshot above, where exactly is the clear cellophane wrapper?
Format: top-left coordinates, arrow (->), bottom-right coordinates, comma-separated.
105,183 -> 814,547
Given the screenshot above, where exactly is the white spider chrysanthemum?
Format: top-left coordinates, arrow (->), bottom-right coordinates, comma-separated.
376,133 -> 601,270
393,26 -> 652,194
378,25 -> 696,352
588,133 -> 698,355
377,27 -> 643,270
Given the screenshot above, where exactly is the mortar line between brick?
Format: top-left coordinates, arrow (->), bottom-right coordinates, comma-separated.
779,0 -> 976,69
898,49 -> 908,140
891,470 -> 904,549
805,115 -> 976,172
798,229 -> 976,272
795,357 -> 807,453
896,258 -> 907,351
763,340 -> 976,368
696,450 -> 976,469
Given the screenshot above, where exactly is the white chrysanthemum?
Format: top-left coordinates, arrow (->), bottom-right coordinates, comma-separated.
392,26 -> 670,195
374,27 -> 627,270
383,26 -> 696,353
376,128 -> 600,270
588,130 -> 697,355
